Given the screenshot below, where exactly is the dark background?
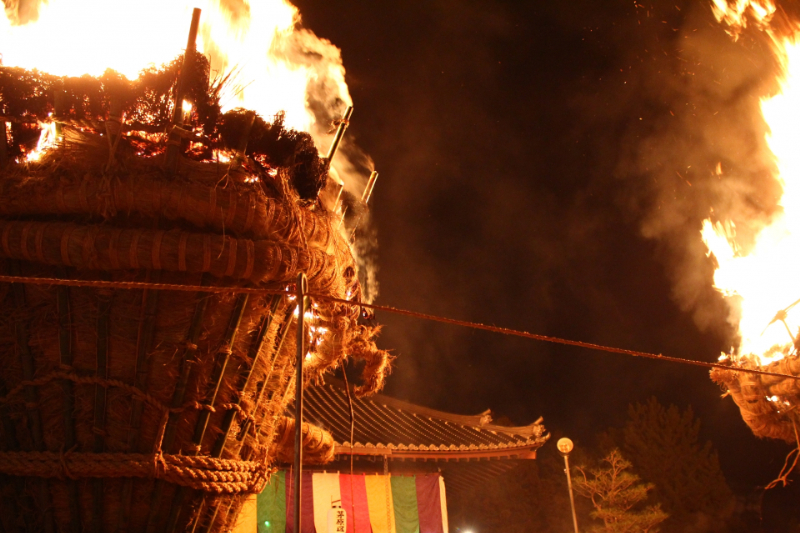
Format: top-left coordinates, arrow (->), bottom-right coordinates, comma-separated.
293,0 -> 793,496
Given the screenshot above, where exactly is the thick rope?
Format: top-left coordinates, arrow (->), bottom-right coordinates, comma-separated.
0,274 -> 797,381
0,371 -> 263,492
0,450 -> 268,494
0,370 -> 246,418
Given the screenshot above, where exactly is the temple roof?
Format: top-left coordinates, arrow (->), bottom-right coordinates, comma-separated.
290,379 -> 549,462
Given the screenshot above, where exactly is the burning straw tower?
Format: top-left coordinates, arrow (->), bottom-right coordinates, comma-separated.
702,1 -> 800,458
0,6 -> 388,533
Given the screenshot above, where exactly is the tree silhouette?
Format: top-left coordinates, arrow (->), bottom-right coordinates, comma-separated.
619,398 -> 735,532
574,449 -> 668,533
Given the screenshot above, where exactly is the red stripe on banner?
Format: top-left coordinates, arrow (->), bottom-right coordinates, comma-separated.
339,474 -> 371,533
286,471 -> 316,533
416,475 -> 444,533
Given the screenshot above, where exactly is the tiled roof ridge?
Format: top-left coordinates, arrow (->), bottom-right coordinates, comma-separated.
336,436 -> 548,452
332,435 -> 549,459
323,378 -> 545,440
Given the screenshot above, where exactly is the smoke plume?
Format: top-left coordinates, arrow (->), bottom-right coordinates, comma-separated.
591,2 -> 784,341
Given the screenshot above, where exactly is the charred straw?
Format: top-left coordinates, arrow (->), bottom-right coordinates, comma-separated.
0,53 -> 330,199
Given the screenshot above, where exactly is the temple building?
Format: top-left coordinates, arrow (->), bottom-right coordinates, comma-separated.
238,379 -> 549,533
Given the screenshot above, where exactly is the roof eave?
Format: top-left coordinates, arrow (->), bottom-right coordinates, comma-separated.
333,441 -> 545,461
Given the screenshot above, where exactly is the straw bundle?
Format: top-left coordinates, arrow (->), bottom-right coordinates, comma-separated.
0,112 -> 388,533
711,357 -> 800,443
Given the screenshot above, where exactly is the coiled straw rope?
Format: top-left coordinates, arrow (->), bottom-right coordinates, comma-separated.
0,370 -> 267,494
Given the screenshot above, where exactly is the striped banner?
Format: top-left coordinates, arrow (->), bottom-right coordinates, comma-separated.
253,473 -> 448,533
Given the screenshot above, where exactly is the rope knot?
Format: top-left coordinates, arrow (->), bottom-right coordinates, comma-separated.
58,447 -> 78,480
153,450 -> 167,479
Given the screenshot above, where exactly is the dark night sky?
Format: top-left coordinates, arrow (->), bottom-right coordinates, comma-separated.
292,0 -> 792,493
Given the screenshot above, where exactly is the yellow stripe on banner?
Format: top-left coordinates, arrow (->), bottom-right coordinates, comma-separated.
312,473 -> 342,533
365,475 -> 396,533
233,494 -> 258,533
439,476 -> 449,533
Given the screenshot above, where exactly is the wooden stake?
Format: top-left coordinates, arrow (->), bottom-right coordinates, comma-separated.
164,8 -> 202,175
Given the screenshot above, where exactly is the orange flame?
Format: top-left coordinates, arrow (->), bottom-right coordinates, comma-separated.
711,0 -> 776,38
704,1 -> 800,365
1,0 -> 359,165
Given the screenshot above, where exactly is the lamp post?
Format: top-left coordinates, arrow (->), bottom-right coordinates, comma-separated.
294,273 -> 308,533
557,437 -> 580,533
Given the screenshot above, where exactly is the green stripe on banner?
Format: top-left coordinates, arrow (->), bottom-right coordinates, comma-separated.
258,470 -> 286,533
391,476 -> 420,533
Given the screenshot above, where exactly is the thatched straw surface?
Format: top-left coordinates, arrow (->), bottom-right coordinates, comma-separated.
0,122 -> 389,533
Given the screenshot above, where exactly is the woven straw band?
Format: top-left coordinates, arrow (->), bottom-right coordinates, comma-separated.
0,220 -> 343,292
0,450 -> 269,495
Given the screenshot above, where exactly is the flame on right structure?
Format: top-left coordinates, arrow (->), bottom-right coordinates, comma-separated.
704,0 -> 800,366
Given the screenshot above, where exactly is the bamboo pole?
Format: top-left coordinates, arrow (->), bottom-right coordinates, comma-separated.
164,8 -> 202,175
212,307 -> 300,533
195,301 -> 297,533
163,293 -> 249,533
349,171 -> 379,239
325,106 -> 353,162
361,171 -> 379,205
217,357 -> 298,532
144,283 -> 210,533
188,294 -> 283,533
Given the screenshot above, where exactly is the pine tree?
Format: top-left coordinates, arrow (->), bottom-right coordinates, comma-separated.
621,398 -> 735,531
574,449 -> 668,533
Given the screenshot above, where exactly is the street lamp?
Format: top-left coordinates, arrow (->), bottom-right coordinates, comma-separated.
557,437 -> 580,533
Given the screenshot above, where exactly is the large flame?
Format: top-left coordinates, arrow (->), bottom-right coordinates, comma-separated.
1,0 -> 379,301
0,0 -> 351,140
704,1 -> 800,364
711,0 -> 776,37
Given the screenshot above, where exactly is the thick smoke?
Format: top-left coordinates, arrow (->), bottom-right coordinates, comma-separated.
594,2 -> 785,341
